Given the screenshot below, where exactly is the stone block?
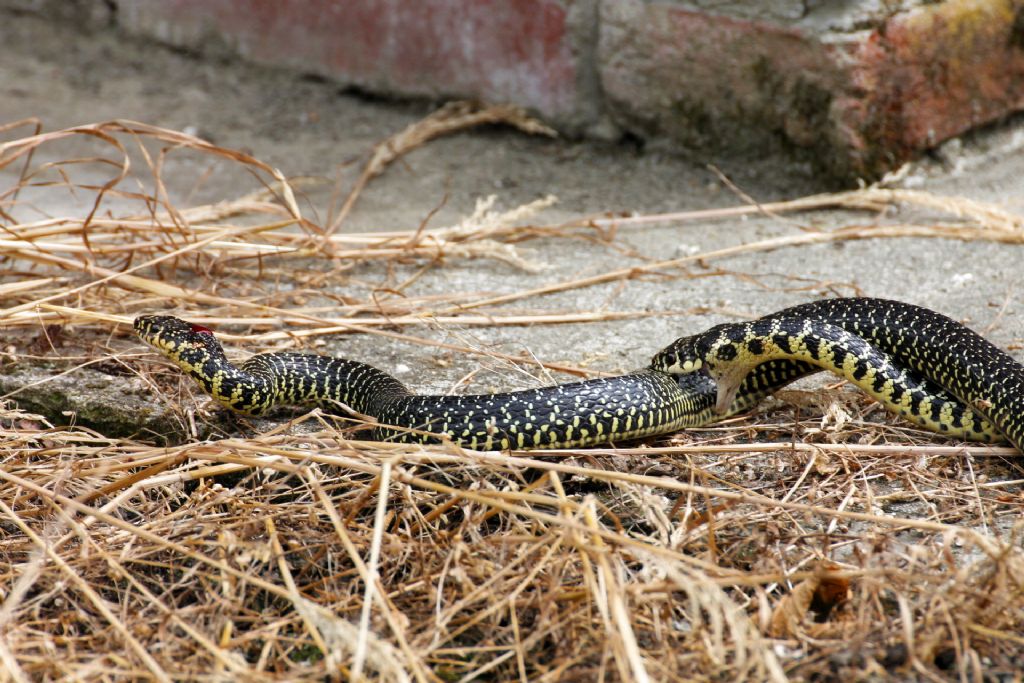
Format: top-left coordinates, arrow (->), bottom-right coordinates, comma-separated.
599,0 -> 1024,181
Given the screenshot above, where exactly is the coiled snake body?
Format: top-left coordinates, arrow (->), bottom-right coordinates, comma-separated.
135,298 -> 1024,452
651,298 -> 1023,450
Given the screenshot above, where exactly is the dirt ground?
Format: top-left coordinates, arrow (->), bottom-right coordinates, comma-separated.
3,8 -> 1024,681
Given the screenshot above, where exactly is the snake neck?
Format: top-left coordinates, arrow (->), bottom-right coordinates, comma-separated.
219,353 -> 412,416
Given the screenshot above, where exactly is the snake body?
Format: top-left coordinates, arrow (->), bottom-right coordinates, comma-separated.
133,315 -> 814,449
650,298 -> 1021,449
136,298 -> 1024,451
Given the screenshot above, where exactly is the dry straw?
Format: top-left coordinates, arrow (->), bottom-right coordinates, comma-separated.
1,106 -> 1022,680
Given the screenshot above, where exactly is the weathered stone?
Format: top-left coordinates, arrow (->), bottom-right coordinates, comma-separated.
6,0 -> 1024,183
0,364 -> 189,442
116,0 -> 597,128
599,0 -> 1024,181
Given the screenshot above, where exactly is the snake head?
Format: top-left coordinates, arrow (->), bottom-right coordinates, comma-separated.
134,315 -> 228,383
650,334 -> 704,374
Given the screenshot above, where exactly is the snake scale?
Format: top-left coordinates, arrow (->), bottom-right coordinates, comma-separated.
135,298 -> 1024,452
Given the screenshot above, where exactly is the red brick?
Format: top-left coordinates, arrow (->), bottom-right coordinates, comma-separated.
121,0 -> 585,122
600,0 -> 1024,181
840,0 -> 1024,173
115,0 -> 1024,181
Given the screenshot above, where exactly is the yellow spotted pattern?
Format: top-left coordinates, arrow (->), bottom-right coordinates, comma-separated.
652,298 -> 1023,448
135,315 -> 814,450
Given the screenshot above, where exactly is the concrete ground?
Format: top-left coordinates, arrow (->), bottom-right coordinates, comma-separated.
3,10 -> 1024,433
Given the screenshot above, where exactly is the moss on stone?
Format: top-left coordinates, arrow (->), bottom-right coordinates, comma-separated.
0,362 -> 189,443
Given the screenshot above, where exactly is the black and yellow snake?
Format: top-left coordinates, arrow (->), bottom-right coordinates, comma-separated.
135,298 -> 1024,452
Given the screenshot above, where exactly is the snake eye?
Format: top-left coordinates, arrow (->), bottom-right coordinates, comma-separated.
189,323 -> 214,335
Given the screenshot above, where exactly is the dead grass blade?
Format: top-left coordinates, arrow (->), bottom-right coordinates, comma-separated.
326,101 -> 555,234
3,114 -> 1024,679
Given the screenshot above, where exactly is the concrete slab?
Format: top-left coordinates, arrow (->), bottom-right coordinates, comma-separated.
1,9 -> 1023,437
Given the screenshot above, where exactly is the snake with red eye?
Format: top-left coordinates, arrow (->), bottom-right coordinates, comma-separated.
136,298 -> 1024,451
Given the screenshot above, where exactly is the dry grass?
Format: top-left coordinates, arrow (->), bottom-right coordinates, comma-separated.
1,107 -> 1023,681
